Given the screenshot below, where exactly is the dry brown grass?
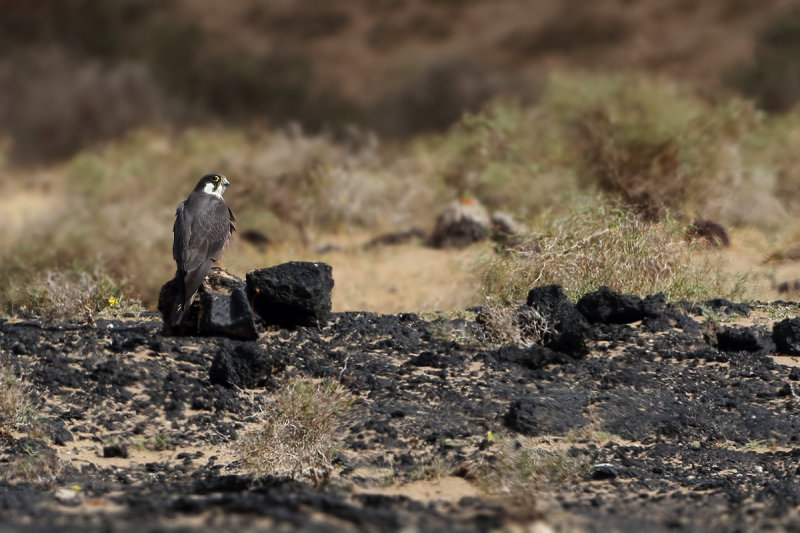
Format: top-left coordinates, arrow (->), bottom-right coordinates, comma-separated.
4,71 -> 800,315
0,362 -> 37,440
238,377 -> 353,481
19,269 -> 142,322
468,433 -> 587,516
477,305 -> 551,348
480,201 -> 747,304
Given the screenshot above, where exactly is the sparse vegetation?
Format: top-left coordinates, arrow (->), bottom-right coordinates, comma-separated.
16,268 -> 142,322
4,441 -> 63,489
0,363 -> 37,440
470,434 -> 587,512
238,377 -> 353,480
479,201 -> 747,304
5,70 -> 800,312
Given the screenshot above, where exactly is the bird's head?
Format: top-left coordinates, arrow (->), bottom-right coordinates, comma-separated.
196,173 -> 230,198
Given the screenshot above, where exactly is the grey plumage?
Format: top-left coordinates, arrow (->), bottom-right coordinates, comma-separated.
171,173 -> 236,325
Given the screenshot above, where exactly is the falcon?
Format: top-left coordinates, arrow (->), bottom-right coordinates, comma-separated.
171,173 -> 236,325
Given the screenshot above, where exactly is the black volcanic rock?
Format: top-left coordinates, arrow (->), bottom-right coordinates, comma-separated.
428,199 -> 490,249
717,326 -> 773,353
4,292 -> 800,532
41,417 -> 73,446
773,317 -> 800,355
526,284 -> 591,357
504,392 -> 587,436
198,286 -> 257,340
209,340 -> 285,388
577,286 -> 645,324
103,444 -> 128,458
158,268 -> 257,339
246,262 -> 334,328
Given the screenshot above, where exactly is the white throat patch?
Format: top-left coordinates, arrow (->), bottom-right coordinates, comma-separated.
202,182 -> 226,198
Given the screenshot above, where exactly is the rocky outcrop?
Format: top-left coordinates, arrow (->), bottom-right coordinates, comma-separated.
525,284 -> 590,357
159,262 -> 335,337
3,287 -> 800,532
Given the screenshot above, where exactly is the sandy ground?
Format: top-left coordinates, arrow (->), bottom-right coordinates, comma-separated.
4,186 -> 800,314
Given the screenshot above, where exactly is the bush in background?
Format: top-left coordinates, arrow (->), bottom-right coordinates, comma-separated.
479,200 -> 746,304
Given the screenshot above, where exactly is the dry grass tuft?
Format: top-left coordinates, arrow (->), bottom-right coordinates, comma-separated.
3,440 -> 63,489
0,363 -> 37,440
469,433 -> 586,515
545,73 -> 762,222
22,269 -> 142,322
238,377 -> 353,481
478,305 -> 551,348
479,201 -> 746,304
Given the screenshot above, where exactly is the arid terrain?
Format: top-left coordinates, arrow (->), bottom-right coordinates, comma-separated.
3,283 -> 800,532
4,2 -> 800,531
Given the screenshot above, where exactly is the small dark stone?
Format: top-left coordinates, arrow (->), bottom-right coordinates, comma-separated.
246,262 -> 334,328
576,286 -> 644,324
589,463 -> 619,480
406,351 -> 445,368
703,298 -> 750,317
491,344 -> 561,370
773,318 -> 800,355
364,228 -> 426,249
504,392 -> 587,436
41,417 -> 73,446
429,199 -> 490,249
209,340 -> 285,388
103,444 -> 128,458
789,367 -> 800,381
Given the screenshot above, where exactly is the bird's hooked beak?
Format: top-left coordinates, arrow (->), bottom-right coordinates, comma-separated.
222,177 -> 230,187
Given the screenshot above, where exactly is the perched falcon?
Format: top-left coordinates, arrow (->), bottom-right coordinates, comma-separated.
171,173 -> 236,325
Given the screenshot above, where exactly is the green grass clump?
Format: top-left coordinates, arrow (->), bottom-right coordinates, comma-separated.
479,201 -> 746,304
238,377 -> 353,480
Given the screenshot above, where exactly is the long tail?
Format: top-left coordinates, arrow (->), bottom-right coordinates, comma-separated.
171,261 -> 213,326
170,275 -> 187,326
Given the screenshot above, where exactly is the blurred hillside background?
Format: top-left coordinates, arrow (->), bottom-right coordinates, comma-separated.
4,0 -> 800,317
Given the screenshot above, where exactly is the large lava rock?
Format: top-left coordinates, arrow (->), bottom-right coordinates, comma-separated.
158,268 -> 258,340
717,326 -> 774,353
773,317 -> 800,355
429,198 -> 490,249
576,286 -> 645,324
526,284 -> 591,357
246,262 -> 334,328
